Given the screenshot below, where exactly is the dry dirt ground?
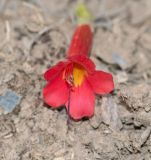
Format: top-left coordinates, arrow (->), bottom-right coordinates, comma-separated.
1,0 -> 151,159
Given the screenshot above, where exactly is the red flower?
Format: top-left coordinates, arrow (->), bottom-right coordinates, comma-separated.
43,24 -> 114,120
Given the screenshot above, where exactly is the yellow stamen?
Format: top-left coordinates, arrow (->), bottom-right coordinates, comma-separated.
73,64 -> 86,87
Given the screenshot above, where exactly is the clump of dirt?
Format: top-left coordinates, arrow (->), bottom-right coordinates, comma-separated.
120,83 -> 151,112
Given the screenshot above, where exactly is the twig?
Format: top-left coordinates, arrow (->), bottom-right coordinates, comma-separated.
133,127 -> 151,150
29,26 -> 67,55
0,20 -> 10,51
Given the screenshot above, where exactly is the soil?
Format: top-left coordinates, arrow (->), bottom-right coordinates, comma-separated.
0,0 -> 151,160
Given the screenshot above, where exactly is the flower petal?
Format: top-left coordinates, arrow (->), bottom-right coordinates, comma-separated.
68,54 -> 95,73
67,24 -> 93,57
67,79 -> 95,120
43,74 -> 69,108
44,61 -> 67,81
87,71 -> 114,95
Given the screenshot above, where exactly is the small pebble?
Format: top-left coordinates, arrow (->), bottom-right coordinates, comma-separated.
0,90 -> 22,114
